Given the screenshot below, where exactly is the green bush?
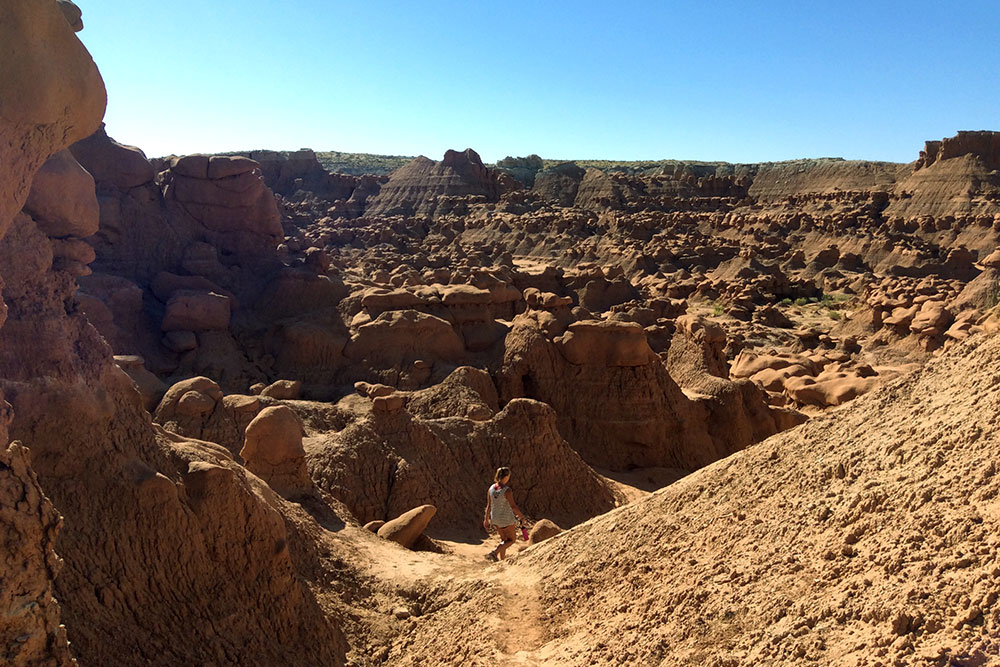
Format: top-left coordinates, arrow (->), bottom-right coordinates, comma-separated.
828,310 -> 842,320
794,297 -> 808,307
713,303 -> 724,316
779,298 -> 792,306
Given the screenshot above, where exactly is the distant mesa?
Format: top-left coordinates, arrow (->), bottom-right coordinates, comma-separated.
365,147 -> 506,217
916,130 -> 1000,171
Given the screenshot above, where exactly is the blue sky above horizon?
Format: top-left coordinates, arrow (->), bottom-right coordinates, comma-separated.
78,1 -> 999,164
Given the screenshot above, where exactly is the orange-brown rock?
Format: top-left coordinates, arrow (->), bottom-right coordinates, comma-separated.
0,0 -> 105,229
113,355 -> 167,411
343,309 -> 465,385
554,320 -> 656,367
260,379 -> 303,400
240,405 -> 311,498
501,315 -> 794,471
153,377 -> 262,458
528,518 -> 562,545
0,6 -> 348,667
23,148 -> 99,238
377,504 -> 437,549
406,366 -> 499,421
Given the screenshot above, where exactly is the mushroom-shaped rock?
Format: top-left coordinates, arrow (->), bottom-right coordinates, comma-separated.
528,519 -> 562,545
377,505 -> 437,549
554,320 -> 655,367
240,405 -> 311,498
177,390 -> 216,416
525,288 -> 573,309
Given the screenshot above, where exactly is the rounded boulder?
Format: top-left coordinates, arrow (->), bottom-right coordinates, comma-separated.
377,505 -> 436,550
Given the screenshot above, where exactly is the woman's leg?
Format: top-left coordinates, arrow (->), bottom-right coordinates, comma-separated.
496,525 -> 517,560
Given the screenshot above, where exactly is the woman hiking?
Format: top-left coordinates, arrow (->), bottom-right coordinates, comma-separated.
483,466 -> 525,561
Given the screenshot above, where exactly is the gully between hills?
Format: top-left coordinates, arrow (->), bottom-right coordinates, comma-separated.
4,2 -> 1000,665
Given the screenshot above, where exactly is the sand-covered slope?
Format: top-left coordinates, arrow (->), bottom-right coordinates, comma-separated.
392,329 -> 1000,665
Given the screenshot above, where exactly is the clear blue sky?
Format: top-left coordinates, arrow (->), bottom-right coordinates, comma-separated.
78,1 -> 999,164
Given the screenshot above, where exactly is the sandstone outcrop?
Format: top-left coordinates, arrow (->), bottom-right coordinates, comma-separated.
0,6 -> 346,665
498,313 -> 789,471
153,376 -> 262,457
309,398 -> 616,533
365,149 -> 504,217
163,154 -> 283,255
9,7 -> 1000,665
406,366 -> 499,421
0,0 -> 105,228
113,354 -> 167,411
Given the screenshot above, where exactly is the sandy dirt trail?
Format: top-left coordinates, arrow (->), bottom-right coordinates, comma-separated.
333,473 -> 656,665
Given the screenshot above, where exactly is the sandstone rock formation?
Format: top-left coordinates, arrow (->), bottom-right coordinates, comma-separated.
309,398 -> 616,533
377,505 -> 437,549
0,7 -> 347,664
240,405 -> 311,498
366,149 -> 505,217
498,310 -> 790,471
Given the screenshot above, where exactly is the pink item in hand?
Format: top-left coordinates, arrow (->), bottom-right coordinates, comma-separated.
521,526 -> 529,541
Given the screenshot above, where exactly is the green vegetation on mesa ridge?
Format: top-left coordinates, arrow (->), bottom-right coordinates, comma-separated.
311,151 -> 732,176
315,151 -> 414,176
256,149 -> 869,177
